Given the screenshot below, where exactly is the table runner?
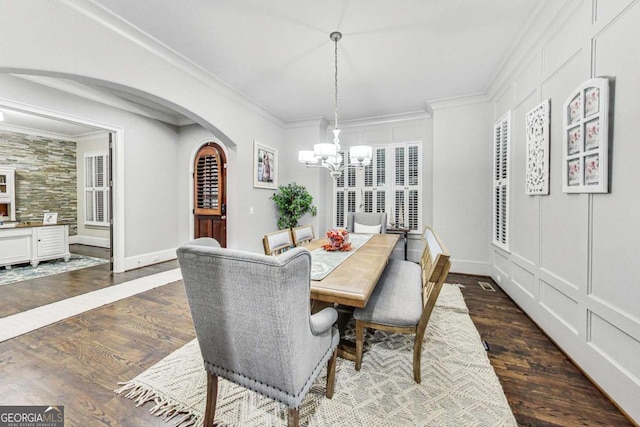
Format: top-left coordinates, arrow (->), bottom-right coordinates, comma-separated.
310,233 -> 373,280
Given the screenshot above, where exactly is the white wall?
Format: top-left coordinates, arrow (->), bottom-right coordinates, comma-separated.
431,101 -> 493,275
485,0 -> 640,421
75,132 -> 110,248
282,119 -> 329,236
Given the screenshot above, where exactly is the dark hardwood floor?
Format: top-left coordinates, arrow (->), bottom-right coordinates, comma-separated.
0,257 -> 633,426
449,273 -> 633,427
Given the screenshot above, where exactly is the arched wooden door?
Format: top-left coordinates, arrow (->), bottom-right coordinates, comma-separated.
193,143 -> 227,247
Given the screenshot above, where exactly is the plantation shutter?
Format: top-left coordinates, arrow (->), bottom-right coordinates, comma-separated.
332,142 -> 420,231
195,145 -> 223,215
84,152 -> 110,226
492,112 -> 510,250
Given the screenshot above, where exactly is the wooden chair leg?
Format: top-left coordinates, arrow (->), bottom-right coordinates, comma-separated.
413,337 -> 422,384
287,407 -> 300,427
355,321 -> 364,371
204,372 -> 218,426
325,348 -> 337,399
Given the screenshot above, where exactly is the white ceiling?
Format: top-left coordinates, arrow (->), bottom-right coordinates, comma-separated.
1,1 -> 546,135
90,0 -> 545,123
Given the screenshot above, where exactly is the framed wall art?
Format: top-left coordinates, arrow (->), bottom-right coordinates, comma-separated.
525,99 -> 550,195
43,212 -> 58,225
253,141 -> 278,189
562,77 -> 610,193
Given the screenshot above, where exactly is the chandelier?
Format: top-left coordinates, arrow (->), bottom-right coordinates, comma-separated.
298,31 -> 372,179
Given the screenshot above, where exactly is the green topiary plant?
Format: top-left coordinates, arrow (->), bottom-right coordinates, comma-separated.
270,182 -> 317,230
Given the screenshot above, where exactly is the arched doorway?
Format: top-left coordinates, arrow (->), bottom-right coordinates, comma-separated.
193,142 -> 227,246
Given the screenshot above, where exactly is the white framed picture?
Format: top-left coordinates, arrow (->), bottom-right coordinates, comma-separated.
562,77 -> 610,193
253,141 -> 278,189
43,212 -> 58,225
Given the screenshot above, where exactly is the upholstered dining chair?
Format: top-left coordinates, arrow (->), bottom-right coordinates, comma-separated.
346,212 -> 388,234
177,238 -> 339,427
262,229 -> 294,255
353,226 -> 451,383
291,224 -> 315,247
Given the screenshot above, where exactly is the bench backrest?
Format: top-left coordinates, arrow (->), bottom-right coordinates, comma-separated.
418,226 -> 451,323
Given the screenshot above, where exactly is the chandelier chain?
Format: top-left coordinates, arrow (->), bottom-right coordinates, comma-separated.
334,34 -> 339,130
297,31 -> 371,178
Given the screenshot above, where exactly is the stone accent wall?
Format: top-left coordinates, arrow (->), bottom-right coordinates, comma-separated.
0,131 -> 77,235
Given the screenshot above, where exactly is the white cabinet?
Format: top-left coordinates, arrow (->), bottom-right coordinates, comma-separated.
0,224 -> 70,269
33,225 -> 70,266
0,228 -> 31,268
0,166 -> 16,221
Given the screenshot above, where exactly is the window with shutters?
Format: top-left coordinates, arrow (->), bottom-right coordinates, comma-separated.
195,145 -> 223,215
334,142 -> 421,232
84,152 -> 110,227
492,112 -> 510,251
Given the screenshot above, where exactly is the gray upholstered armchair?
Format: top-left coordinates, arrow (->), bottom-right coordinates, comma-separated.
347,212 -> 388,234
177,238 -> 339,427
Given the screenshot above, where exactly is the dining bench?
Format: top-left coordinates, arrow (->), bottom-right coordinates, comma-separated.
353,225 -> 451,383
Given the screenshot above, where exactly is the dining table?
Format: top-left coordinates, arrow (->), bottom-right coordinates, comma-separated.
304,232 -> 399,308
303,232 -> 400,360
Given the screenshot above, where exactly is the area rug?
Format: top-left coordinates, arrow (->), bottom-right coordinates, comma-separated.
115,284 -> 517,426
0,254 -> 108,286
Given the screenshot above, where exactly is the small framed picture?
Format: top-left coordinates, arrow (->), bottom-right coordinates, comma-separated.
567,159 -> 581,186
567,127 -> 581,155
584,118 -> 599,151
584,154 -> 600,185
253,141 -> 278,189
43,212 -> 58,225
584,87 -> 599,117
568,93 -> 581,125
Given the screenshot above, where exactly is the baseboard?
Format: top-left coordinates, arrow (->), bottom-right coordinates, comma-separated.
124,248 -> 177,271
451,258 -> 490,276
74,235 -> 110,248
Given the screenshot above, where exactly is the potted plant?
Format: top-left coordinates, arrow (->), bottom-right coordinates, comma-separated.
270,182 -> 317,230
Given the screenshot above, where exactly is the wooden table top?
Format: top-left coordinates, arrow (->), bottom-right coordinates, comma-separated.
303,233 -> 399,308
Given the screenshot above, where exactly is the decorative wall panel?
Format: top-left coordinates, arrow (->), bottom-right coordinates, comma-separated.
525,99 -> 550,195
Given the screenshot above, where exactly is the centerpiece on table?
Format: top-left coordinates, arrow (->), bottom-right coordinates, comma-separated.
323,228 -> 352,251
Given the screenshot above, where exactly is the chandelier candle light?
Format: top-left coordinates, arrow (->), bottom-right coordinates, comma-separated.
298,31 -> 372,179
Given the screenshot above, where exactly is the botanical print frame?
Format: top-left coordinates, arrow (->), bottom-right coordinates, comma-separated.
562,77 -> 610,193
525,99 -> 550,195
253,141 -> 278,189
43,212 -> 58,225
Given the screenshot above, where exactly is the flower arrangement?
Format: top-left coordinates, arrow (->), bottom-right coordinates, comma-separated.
323,228 -> 352,252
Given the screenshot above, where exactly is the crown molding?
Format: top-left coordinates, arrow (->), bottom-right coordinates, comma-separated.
0,122 -> 79,141
60,0 -> 285,128
335,110 -> 431,129
426,93 -> 489,112
74,130 -> 111,143
283,117 -> 329,129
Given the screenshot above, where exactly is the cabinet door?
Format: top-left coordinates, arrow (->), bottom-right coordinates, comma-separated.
0,230 -> 31,266
36,226 -> 66,257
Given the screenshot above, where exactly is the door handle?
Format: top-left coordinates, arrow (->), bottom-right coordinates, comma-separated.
221,216 -> 226,220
